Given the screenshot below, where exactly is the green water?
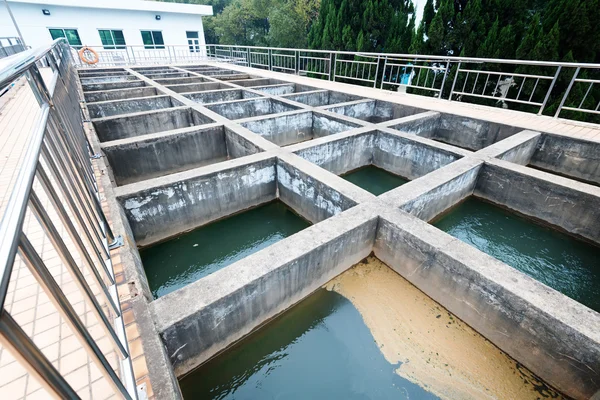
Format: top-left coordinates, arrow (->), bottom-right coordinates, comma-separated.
342,165 -> 408,195
433,197 -> 600,312
141,201 -> 310,298
179,289 -> 439,400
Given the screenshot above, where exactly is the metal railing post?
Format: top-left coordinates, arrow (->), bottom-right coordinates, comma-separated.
448,62 -> 461,101
554,67 -> 580,118
438,60 -> 451,98
330,52 -> 336,81
268,48 -> 273,71
538,65 -> 561,115
373,55 -> 380,88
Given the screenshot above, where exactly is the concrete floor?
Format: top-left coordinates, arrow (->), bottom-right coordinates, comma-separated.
31,63 -> 600,399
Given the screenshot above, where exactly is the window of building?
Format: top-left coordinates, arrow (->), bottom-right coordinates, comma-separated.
141,31 -> 164,49
48,28 -> 82,47
186,31 -> 200,53
99,30 -> 126,50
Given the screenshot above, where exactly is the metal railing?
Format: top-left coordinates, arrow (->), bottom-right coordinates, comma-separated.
0,39 -> 137,398
72,43 -> 600,122
0,37 -> 25,59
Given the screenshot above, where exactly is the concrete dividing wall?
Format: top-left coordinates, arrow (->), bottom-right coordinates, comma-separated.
529,134 -> 600,185
276,158 -> 358,223
83,86 -> 159,102
184,89 -> 260,104
224,127 -> 262,158
116,156 -> 277,246
293,131 -> 375,175
374,130 -> 462,180
82,80 -> 146,92
206,98 -> 298,120
155,76 -> 208,85
396,158 -> 483,221
80,75 -> 139,84
374,209 -> 600,400
327,100 -> 428,123
240,112 -> 359,147
167,82 -> 229,94
390,113 -> 522,151
474,161 -> 600,243
87,95 -> 182,119
102,125 -> 241,185
229,78 -> 286,87
151,207 -> 378,377
93,107 -> 214,142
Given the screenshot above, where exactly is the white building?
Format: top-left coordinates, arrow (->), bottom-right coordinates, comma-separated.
0,0 -> 213,50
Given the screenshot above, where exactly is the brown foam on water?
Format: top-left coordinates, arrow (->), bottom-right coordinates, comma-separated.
324,256 -> 563,400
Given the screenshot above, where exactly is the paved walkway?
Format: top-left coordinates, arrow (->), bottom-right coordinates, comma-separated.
217,61 -> 600,142
0,72 -> 150,399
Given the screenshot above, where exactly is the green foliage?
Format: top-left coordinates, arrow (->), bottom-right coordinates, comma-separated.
307,0 -> 415,53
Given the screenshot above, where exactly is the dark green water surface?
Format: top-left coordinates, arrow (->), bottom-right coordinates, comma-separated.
179,289 -> 439,400
342,165 -> 408,195
141,201 -> 310,298
433,197 -> 600,312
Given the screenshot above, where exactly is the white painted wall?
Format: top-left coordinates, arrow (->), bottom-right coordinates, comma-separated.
0,2 -> 210,49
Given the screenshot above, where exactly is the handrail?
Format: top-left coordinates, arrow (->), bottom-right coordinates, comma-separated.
0,38 -> 137,398
74,43 -> 600,121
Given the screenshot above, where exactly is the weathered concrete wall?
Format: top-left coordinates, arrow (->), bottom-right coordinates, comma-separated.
293,131 -> 374,175
155,76 -> 207,85
375,209 -> 600,400
184,89 -> 259,104
397,158 -> 482,221
474,161 -> 600,243
529,134 -> 600,185
374,131 -> 461,180
252,84 -> 295,95
282,90 -> 330,106
82,80 -> 146,92
80,75 -> 138,84
143,72 -> 189,79
83,86 -> 159,102
166,82 -> 228,94
477,130 -> 541,165
152,207 -> 377,376
276,158 -> 358,223
102,125 -> 231,186
313,113 -> 359,137
224,127 -> 263,159
327,100 -> 428,123
229,78 -> 286,87
392,113 -> 521,151
207,98 -> 298,120
240,112 -> 358,147
93,107 -> 213,142
241,112 -> 314,146
87,95 -> 181,118
117,156 -> 277,246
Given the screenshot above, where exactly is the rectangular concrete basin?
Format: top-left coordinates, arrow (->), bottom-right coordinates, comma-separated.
282,90 -> 364,107
250,83 -> 318,95
102,124 -> 262,185
206,98 -> 299,120
326,99 -> 428,123
116,156 -> 357,247
82,79 -> 147,92
389,112 -> 522,151
92,107 -> 214,142
166,82 -> 230,94
183,88 -> 261,104
154,76 -> 209,85
292,129 -> 462,182
83,86 -> 160,102
240,111 -> 360,146
228,78 -> 288,87
86,95 -> 183,118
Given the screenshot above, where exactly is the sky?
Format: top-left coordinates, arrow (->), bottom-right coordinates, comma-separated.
413,0 -> 427,27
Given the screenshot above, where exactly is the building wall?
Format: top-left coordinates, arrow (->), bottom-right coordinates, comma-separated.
0,2 -> 209,49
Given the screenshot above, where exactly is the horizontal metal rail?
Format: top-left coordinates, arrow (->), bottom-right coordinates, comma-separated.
0,39 -> 137,399
73,43 -> 600,121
